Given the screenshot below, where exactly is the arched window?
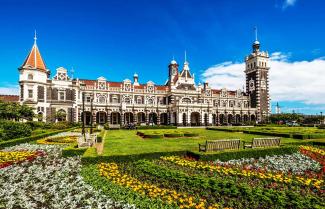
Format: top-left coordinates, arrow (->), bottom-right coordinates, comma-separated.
137,96 -> 142,104
28,74 -> 33,80
147,98 -> 153,105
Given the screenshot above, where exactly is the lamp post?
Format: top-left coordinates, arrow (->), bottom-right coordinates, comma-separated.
90,92 -> 94,134
80,83 -> 86,140
321,111 -> 323,124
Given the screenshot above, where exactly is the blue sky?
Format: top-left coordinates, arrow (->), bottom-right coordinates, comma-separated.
0,0 -> 324,114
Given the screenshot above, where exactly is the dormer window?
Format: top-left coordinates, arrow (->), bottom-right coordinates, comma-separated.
28,74 -> 33,80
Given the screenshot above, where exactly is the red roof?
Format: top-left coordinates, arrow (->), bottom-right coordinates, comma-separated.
134,85 -> 145,89
156,85 -> 168,91
0,95 -> 19,102
108,82 -> 122,87
21,43 -> 47,72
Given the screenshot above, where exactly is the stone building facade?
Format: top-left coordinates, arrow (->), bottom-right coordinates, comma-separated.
19,34 -> 270,126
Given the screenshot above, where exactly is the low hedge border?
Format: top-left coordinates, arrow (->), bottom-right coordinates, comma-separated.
137,125 -> 177,130
0,128 -> 76,149
143,134 -> 164,139
184,133 -> 199,137
62,143 -> 88,157
81,150 -> 187,164
164,133 -> 184,137
187,146 -> 299,161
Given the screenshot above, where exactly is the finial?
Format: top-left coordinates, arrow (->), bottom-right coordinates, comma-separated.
71,67 -> 75,80
254,26 -> 258,41
184,50 -> 187,62
34,30 -> 37,44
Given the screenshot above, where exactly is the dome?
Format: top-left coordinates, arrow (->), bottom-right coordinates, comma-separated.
133,73 -> 138,77
170,59 -> 177,65
254,40 -> 260,45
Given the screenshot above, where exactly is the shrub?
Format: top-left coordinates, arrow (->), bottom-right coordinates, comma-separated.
164,133 -> 184,137
26,121 -> 46,130
184,132 -> 199,137
318,124 -> 325,129
137,125 -> 177,130
0,120 -> 32,140
143,134 -> 164,139
49,121 -> 70,129
187,146 -> 299,161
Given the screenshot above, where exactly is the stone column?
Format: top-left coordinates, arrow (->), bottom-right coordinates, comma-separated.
107,111 -> 111,124
120,111 -> 124,125
133,112 -> 137,124
157,112 -> 161,125
146,112 -> 149,125
167,111 -> 171,125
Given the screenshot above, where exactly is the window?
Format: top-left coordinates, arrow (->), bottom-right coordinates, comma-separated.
59,92 -> 65,101
28,74 -> 33,80
124,97 -> 131,104
86,96 -> 91,103
28,89 -> 33,98
112,96 -> 118,103
98,96 -> 106,104
137,96 -> 142,104
229,101 -> 234,108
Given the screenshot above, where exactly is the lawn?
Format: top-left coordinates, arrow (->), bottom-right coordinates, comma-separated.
102,128 -> 302,156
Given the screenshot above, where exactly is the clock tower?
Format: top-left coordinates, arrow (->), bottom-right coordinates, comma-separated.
245,28 -> 270,122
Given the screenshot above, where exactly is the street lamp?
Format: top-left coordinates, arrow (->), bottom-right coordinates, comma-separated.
321,111 -> 323,124
80,83 -> 86,140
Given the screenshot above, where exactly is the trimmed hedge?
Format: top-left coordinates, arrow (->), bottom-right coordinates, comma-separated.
62,143 -> 87,157
184,132 -> 199,137
0,128 -> 76,149
81,150 -> 187,164
187,146 -> 299,161
164,133 -> 184,137
137,125 -> 177,130
143,134 -> 164,139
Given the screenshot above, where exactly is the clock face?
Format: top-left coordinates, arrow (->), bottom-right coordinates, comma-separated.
148,85 -> 154,93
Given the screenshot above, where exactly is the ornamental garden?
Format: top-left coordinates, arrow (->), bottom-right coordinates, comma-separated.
0,120 -> 324,208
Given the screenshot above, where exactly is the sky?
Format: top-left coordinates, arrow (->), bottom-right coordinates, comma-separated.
0,0 -> 324,114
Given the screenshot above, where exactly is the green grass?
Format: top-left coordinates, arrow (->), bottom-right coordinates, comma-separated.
102,128 -> 303,156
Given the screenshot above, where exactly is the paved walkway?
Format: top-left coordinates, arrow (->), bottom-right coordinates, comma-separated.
94,130 -> 106,155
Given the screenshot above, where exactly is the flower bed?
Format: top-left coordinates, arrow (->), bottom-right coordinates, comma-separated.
36,132 -> 80,144
0,144 -> 134,209
0,150 -> 43,169
300,145 -> 325,173
99,162 -> 220,209
161,156 -> 324,190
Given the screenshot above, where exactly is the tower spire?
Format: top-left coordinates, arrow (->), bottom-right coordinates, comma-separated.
184,50 -> 187,63
34,30 -> 37,45
254,26 -> 258,42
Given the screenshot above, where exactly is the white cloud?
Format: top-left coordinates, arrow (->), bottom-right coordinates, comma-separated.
0,85 -> 19,95
201,52 -> 325,105
282,0 -> 297,9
